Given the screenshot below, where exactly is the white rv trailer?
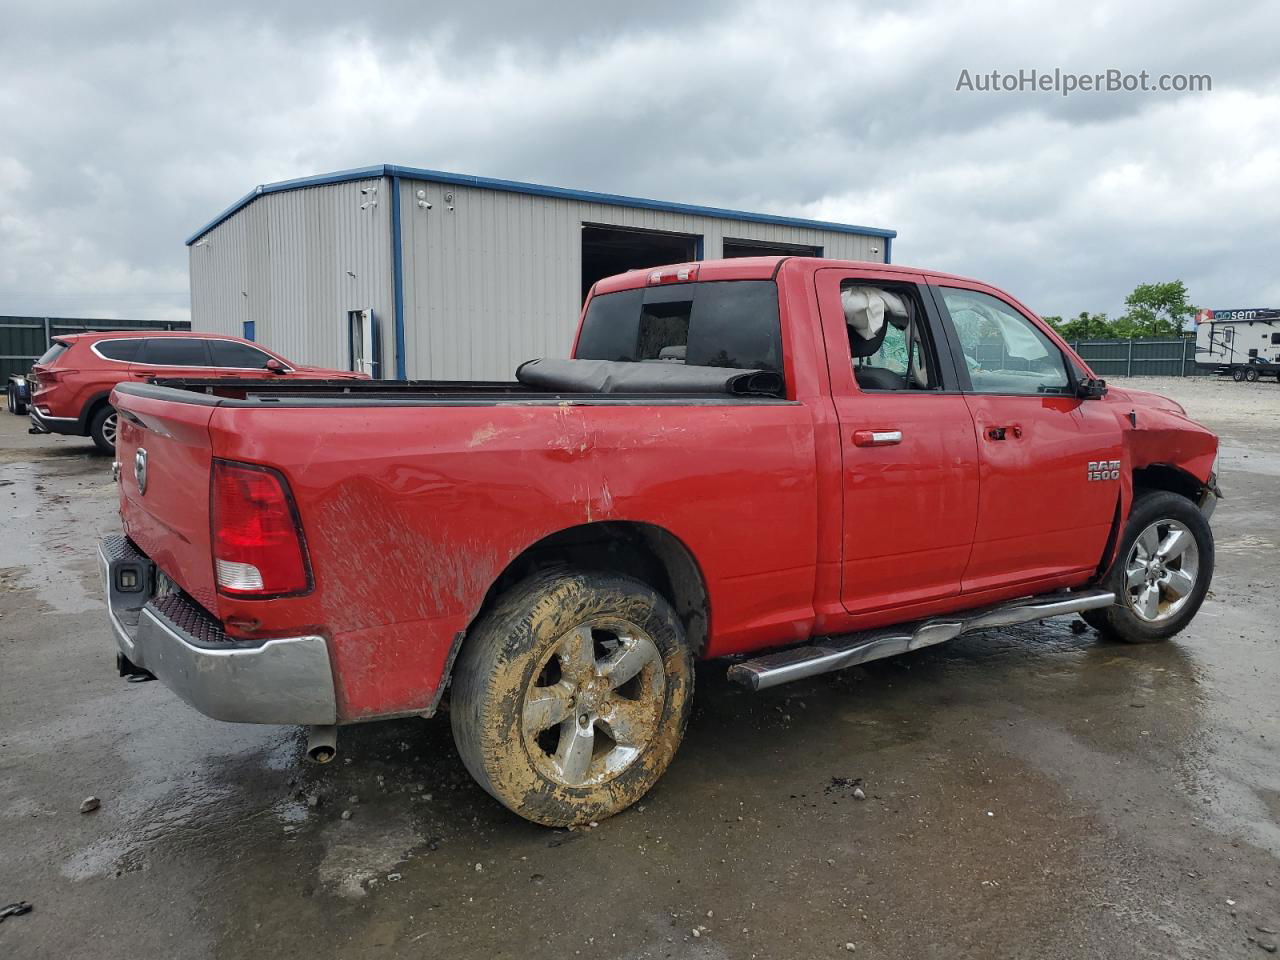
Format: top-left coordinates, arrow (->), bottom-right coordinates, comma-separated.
1195,307 -> 1280,382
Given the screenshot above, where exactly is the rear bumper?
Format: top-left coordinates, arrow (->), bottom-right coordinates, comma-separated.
98,535 -> 337,725
28,407 -> 80,436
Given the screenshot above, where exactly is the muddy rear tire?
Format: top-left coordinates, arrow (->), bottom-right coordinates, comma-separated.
450,569 -> 694,827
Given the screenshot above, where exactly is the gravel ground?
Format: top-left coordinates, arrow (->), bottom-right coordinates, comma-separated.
1,380 -> 1278,960
1126,375 -> 1280,453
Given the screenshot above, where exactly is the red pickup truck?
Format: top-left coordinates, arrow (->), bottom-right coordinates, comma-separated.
98,257 -> 1220,826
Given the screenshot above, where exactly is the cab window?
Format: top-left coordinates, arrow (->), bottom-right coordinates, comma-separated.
841,281 -> 939,391
577,280 -> 783,373
940,289 -> 1070,396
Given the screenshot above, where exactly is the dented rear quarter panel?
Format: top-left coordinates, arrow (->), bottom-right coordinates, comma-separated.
205,398 -> 820,721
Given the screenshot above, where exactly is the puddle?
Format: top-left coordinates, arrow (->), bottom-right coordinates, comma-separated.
0,458 -> 114,613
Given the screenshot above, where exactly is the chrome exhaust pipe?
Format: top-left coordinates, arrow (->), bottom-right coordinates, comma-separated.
306,724 -> 338,764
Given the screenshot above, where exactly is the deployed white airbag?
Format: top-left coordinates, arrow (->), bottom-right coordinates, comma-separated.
842,286 -> 908,342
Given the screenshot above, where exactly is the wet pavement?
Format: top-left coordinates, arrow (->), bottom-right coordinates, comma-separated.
1,381 -> 1278,959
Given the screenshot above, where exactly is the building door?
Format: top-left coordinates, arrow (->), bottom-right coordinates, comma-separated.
580,225 -> 700,300
723,238 -> 821,259
348,310 -> 378,378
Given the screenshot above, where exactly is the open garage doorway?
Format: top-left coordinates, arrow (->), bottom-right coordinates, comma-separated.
722,237 -> 822,259
581,224 -> 700,299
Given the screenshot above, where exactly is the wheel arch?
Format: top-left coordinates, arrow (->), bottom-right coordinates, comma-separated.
1100,463 -> 1208,577
467,521 -> 711,659
1132,463 -> 1204,502
78,391 -> 114,434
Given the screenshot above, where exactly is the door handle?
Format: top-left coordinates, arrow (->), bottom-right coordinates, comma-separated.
853,429 -> 903,447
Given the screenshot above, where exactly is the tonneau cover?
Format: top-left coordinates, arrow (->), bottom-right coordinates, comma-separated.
516,358 -> 784,396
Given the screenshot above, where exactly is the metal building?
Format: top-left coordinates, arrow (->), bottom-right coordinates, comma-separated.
187,164 -> 897,380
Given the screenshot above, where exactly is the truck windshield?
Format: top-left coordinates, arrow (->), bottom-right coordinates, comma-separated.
577,280 -> 783,373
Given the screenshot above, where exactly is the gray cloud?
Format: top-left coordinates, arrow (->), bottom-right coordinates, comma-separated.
1,0 -> 1278,323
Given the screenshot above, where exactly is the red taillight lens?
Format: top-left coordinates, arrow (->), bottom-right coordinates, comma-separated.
211,460 -> 311,597
32,368 -> 78,384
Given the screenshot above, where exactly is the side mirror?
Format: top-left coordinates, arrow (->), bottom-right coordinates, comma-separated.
1076,376 -> 1107,399
264,358 -> 287,375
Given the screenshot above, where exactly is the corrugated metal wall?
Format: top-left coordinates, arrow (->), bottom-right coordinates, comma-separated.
191,176 -> 887,381
398,179 -> 886,380
189,177 -> 395,373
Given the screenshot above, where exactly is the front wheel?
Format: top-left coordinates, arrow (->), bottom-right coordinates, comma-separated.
1232,368 -> 1246,382
450,569 -> 694,826
1088,490 -> 1214,643
89,406 -> 117,454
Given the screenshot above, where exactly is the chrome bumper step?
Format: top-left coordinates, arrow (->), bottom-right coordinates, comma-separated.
727,589 -> 1116,691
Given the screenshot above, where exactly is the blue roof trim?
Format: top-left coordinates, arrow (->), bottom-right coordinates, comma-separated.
185,163 -> 897,246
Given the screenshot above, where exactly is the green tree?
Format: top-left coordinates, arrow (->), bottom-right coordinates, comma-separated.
1119,281 -> 1197,337
1047,311 -> 1113,341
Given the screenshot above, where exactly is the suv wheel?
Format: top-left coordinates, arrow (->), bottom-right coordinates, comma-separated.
89,406 -> 118,454
451,569 -> 694,826
1086,490 -> 1214,643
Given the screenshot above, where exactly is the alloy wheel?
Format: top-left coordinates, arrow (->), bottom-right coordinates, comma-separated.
1123,519 -> 1200,622
522,619 -> 666,787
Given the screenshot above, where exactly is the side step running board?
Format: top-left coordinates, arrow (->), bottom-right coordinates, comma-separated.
727,589 -> 1116,691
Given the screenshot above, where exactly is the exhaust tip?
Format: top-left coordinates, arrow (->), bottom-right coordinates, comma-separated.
305,725 -> 338,764
308,745 -> 336,764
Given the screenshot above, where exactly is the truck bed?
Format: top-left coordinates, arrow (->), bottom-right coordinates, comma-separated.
143,358 -> 787,405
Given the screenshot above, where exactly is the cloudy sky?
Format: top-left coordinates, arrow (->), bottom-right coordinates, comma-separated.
1,0 -> 1277,324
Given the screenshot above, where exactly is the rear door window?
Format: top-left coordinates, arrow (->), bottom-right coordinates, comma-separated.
93,339 -> 144,362
137,338 -> 213,367
208,340 -> 274,369
577,280 -> 783,373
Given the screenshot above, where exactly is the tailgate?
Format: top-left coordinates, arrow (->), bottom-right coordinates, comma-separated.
113,387 -> 220,614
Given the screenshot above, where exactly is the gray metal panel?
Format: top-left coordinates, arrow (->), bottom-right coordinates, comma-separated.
190,178 -> 394,374
191,175 -> 889,381
398,180 -> 887,380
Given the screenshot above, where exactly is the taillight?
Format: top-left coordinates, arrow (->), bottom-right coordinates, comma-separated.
211,460 -> 311,597
33,368 -> 78,384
